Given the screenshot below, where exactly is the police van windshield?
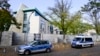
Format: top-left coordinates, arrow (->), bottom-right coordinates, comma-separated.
73,38 -> 82,41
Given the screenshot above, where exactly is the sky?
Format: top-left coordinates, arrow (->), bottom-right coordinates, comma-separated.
9,0 -> 89,14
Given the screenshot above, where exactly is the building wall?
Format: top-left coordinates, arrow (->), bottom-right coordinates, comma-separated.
39,16 -> 46,34
45,20 -> 51,34
9,4 -> 60,34
29,12 -> 40,34
9,4 -> 28,33
9,9 -> 24,33
83,29 -> 96,35
23,11 -> 50,34
39,16 -> 51,34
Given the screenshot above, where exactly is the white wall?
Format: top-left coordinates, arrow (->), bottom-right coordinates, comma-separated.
45,21 -> 50,34
28,12 -> 40,34
23,11 -> 56,34
39,16 -> 50,34
26,11 -> 51,34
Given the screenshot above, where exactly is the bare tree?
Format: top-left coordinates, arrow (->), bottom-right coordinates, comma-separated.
45,0 -> 72,43
81,0 -> 100,34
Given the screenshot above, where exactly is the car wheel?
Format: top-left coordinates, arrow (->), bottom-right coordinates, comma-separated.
71,45 -> 74,48
90,44 -> 94,47
24,50 -> 30,55
46,48 -> 51,53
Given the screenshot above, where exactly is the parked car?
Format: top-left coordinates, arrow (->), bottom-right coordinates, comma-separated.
16,40 -> 52,55
71,36 -> 94,48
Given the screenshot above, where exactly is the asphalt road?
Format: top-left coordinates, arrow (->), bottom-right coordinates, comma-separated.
1,44 -> 100,56
19,44 -> 100,56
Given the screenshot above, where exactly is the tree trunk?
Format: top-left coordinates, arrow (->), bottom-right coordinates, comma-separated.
63,33 -> 66,44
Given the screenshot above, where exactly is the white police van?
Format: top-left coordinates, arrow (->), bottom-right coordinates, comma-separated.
71,36 -> 94,48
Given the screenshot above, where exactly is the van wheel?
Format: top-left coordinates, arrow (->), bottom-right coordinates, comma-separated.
79,45 -> 82,48
46,48 -> 51,53
24,50 -> 31,55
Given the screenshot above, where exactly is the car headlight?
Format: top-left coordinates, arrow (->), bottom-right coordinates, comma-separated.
17,47 -> 21,50
17,47 -> 25,50
76,42 -> 80,45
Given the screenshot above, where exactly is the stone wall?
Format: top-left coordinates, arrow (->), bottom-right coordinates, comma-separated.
0,31 -> 13,46
1,31 -> 100,46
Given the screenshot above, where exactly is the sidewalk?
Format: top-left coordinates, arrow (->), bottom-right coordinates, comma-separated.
53,43 -> 71,51
94,41 -> 100,45
0,46 -> 17,56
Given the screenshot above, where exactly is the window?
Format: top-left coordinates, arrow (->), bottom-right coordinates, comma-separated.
80,38 -> 84,42
40,41 -> 49,44
50,25 -> 53,34
34,42 -> 39,45
35,12 -> 39,16
23,31 -> 27,33
32,41 -> 40,45
23,24 -> 27,27
40,22 -> 45,33
85,38 -> 93,42
60,31 -> 63,34
73,38 -> 81,41
24,13 -> 27,21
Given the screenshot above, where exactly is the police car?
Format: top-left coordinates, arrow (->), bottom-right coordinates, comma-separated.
16,40 -> 52,55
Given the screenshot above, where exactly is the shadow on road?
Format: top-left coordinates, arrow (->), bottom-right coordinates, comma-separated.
18,51 -> 52,56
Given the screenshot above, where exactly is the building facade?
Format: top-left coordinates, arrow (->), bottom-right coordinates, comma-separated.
9,4 -> 60,34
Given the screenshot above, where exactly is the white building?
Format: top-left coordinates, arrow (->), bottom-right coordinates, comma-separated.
9,4 -> 60,34
83,29 -> 96,36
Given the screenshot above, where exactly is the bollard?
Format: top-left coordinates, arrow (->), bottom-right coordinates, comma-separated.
15,47 -> 16,52
3,48 -> 6,53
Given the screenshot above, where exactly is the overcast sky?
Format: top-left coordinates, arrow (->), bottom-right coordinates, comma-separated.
9,0 -> 88,13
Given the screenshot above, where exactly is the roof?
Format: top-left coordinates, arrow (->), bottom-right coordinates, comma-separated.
13,8 -> 50,22
23,8 -> 49,22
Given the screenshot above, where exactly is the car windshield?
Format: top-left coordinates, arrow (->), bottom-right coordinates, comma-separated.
26,41 -> 36,46
73,38 -> 81,41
